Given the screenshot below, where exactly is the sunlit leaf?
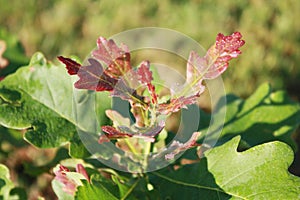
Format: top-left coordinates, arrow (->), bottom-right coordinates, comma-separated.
92,37 -> 131,78
200,83 -> 300,150
0,53 -> 111,158
151,136 -> 300,199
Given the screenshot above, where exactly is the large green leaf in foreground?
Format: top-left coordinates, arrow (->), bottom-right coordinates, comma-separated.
0,53 -> 111,157
200,83 -> 300,150
152,136 -> 300,199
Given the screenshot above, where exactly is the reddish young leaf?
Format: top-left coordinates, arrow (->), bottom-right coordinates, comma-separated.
105,109 -> 131,127
92,37 -> 131,78
99,126 -> 133,144
57,56 -> 81,75
111,78 -> 145,103
137,61 -> 158,104
157,94 -> 200,115
187,32 -> 245,81
106,53 -> 131,78
118,120 -> 165,137
0,40 -> 8,69
137,60 -> 153,84
76,164 -> 90,182
99,121 -> 165,144
58,57 -> 119,91
165,132 -> 202,160
54,164 -> 90,195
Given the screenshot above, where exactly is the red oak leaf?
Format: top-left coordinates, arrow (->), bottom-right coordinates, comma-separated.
118,120 -> 165,137
111,78 -> 145,103
57,56 -> 81,75
58,57 -> 118,91
157,94 -> 200,115
54,164 -> 90,195
99,126 -> 133,144
137,61 -> 158,104
74,58 -> 118,91
165,132 -> 202,160
187,32 -> 245,81
76,164 -> 90,182
99,121 -> 165,144
0,40 -> 9,69
92,37 -> 131,78
137,60 -> 153,84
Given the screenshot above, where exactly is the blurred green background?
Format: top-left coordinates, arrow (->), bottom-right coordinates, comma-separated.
0,0 -> 299,98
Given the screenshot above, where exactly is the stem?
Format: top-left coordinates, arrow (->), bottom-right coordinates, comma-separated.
175,53 -> 219,98
143,141 -> 151,168
124,138 -> 138,155
120,178 -> 140,200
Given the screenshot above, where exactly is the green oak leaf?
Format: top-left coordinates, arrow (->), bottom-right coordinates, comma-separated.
200,83 -> 300,150
151,136 -> 300,199
0,164 -> 14,200
75,173 -> 156,200
75,180 -> 118,200
0,164 -> 27,200
0,52 -> 111,158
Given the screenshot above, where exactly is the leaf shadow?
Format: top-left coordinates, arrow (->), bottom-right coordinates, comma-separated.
150,158 -> 231,199
205,89 -> 300,150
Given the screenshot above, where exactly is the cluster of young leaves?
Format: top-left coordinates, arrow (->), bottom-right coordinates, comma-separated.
0,31 -> 300,199
58,32 -> 245,160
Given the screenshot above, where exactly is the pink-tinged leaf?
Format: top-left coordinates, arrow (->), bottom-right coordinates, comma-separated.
105,110 -> 131,127
137,61 -> 158,104
142,121 -> 165,137
99,121 -> 165,144
0,40 -> 9,69
99,126 -> 133,144
76,164 -> 90,182
92,37 -> 132,78
137,60 -> 153,84
73,58 -> 118,91
186,51 -> 205,85
215,32 -> 245,57
57,56 -> 81,75
55,167 -> 77,195
54,164 -> 90,195
184,52 -> 207,96
187,32 -> 245,81
106,53 -> 131,77
111,78 -> 145,103
158,94 -> 200,115
165,132 -> 202,160
118,120 -> 165,138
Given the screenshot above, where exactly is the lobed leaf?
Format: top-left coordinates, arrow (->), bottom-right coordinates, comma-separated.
185,32 -> 245,97
151,136 -> 300,199
157,94 -> 200,115
137,60 -> 158,104
0,53 -> 111,158
92,37 -> 131,78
